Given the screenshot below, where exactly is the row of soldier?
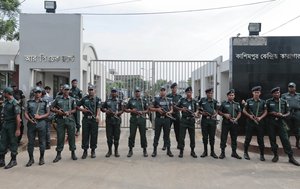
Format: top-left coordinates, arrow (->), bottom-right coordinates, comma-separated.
0,80 -> 299,169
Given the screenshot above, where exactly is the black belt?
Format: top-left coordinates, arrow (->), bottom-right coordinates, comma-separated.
84,116 -> 95,119
182,116 -> 193,120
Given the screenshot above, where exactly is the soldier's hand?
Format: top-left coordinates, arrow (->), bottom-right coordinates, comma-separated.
158,108 -> 164,115
202,111 -> 209,116
277,112 -> 283,117
34,114 -> 42,120
15,129 -> 21,137
82,108 -> 89,113
224,113 -> 231,120
65,111 -> 71,116
131,109 -> 138,114
182,107 -> 188,112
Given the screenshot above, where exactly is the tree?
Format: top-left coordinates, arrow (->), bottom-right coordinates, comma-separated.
0,0 -> 20,41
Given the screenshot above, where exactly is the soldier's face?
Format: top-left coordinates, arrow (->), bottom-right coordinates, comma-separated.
171,86 -> 177,93
288,86 -> 296,93
206,91 -> 213,98
186,91 -> 192,98
272,91 -> 280,99
227,93 -> 235,100
88,89 -> 95,96
111,91 -> 117,98
34,91 -> 42,98
63,88 -> 70,95
160,89 -> 166,97
252,91 -> 261,98
72,81 -> 78,87
135,91 -> 141,98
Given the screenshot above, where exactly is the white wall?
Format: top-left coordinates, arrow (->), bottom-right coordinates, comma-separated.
19,13 -> 83,97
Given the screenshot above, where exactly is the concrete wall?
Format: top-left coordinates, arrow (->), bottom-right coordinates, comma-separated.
19,13 -> 83,97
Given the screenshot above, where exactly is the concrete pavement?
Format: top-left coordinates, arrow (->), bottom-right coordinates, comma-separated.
0,128 -> 300,189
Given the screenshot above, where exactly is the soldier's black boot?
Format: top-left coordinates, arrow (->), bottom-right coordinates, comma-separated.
105,146 -> 112,158
114,145 -> 120,158
127,148 -> 133,158
39,151 -> 45,166
178,149 -> 184,158
243,146 -> 250,160
167,147 -> 174,157
210,146 -> 218,159
143,148 -> 148,157
272,152 -> 279,162
71,151 -> 77,160
26,154 -> 34,167
200,144 -> 208,158
82,149 -> 88,159
53,151 -> 61,163
162,144 -> 166,151
91,149 -> 96,158
219,149 -> 225,159
5,154 -> 17,169
288,155 -> 300,166
259,148 -> 265,161
151,147 -> 157,157
190,148 -> 197,158
231,150 -> 242,159
296,137 -> 300,149
0,155 -> 5,167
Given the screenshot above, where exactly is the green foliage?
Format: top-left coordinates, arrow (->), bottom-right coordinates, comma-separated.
0,0 -> 20,41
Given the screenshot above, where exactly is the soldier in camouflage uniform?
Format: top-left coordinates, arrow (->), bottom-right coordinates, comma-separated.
198,88 -> 219,159
11,84 -> 26,144
51,84 -> 78,162
266,87 -> 300,166
218,89 -> 242,160
165,82 -> 182,150
77,84 -> 101,159
101,87 -> 123,158
0,87 -> 21,169
176,87 -> 199,158
125,87 -> 149,157
24,87 -> 50,166
242,86 -> 267,161
69,79 -> 83,135
282,82 -> 300,149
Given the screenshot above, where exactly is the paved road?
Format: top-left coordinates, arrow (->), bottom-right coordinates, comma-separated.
0,129 -> 300,189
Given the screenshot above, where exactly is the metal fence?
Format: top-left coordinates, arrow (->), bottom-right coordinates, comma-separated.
91,60 -> 217,128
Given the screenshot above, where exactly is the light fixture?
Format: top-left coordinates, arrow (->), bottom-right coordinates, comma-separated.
248,23 -> 261,36
44,1 -> 57,13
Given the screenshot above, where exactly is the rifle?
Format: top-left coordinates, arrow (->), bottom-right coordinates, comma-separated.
28,113 -> 37,124
199,108 -> 220,123
248,109 -> 260,125
82,104 -> 96,119
161,108 -> 176,120
107,108 -> 121,120
54,105 -> 68,117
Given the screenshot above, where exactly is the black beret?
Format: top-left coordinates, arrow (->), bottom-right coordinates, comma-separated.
271,87 -> 280,94
36,81 -> 42,85
71,79 -> 78,83
111,87 -> 118,92
185,87 -> 192,92
251,86 -> 262,92
170,83 -> 177,89
160,86 -> 166,91
135,87 -> 141,92
205,88 -> 213,93
227,89 -> 235,95
288,82 -> 296,87
88,84 -> 96,90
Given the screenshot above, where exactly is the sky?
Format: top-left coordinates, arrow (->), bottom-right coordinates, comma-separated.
19,0 -> 300,61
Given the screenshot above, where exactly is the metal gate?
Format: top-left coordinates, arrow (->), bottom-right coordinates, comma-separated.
91,60 -> 217,128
